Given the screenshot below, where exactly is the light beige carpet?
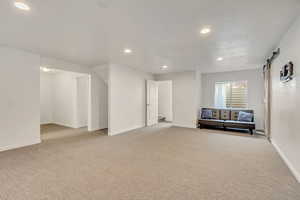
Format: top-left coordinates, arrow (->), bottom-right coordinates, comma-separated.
0,124 -> 299,200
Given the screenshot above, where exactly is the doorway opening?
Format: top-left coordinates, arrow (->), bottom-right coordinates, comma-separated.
158,81 -> 173,124
40,68 -> 91,141
146,80 -> 173,127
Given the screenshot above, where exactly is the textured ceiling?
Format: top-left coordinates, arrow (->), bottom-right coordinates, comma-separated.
0,0 -> 299,73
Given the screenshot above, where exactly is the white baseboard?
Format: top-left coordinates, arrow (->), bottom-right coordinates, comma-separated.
88,126 -> 108,132
52,122 -> 77,129
0,138 -> 41,153
271,139 -> 300,183
40,122 -> 52,125
109,125 -> 145,136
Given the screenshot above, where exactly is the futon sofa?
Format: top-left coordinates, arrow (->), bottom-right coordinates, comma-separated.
198,108 -> 255,134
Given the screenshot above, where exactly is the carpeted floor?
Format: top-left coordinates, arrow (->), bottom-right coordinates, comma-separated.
0,124 -> 299,200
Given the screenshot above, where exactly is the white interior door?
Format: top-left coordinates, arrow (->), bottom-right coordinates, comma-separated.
146,80 -> 158,126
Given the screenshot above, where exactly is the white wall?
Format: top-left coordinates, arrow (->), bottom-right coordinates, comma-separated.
201,69 -> 264,130
270,15 -> 300,183
52,72 -> 78,128
40,72 -> 54,124
158,81 -> 173,121
40,71 -> 90,129
41,56 -> 104,132
0,46 -> 104,151
76,76 -> 89,128
0,47 -> 41,151
155,72 -> 198,128
108,64 -> 154,135
88,65 -> 109,131
196,70 -> 202,109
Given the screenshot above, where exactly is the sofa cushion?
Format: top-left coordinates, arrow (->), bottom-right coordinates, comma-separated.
211,109 -> 220,119
201,109 -> 213,119
220,110 -> 231,120
224,120 -> 255,129
201,108 -> 220,119
199,119 -> 224,126
224,120 -> 255,125
238,111 -> 253,122
231,110 -> 240,121
231,110 -> 254,121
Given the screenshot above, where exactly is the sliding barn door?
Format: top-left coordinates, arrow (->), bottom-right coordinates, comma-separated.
146,80 -> 158,126
264,63 -> 271,140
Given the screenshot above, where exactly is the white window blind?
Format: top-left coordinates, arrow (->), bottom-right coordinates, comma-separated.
214,81 -> 248,108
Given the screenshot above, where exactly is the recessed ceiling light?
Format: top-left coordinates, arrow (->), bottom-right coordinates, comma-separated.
217,57 -> 224,61
14,1 -> 30,11
161,65 -> 168,70
123,48 -> 132,54
40,67 -> 55,73
200,27 -> 211,35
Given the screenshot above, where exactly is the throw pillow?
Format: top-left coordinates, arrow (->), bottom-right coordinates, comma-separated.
202,109 -> 213,119
238,111 -> 253,122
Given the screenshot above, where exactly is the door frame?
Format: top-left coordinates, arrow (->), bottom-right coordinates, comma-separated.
146,80 -> 158,126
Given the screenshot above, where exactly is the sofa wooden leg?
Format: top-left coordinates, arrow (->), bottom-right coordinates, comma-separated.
250,129 -> 253,135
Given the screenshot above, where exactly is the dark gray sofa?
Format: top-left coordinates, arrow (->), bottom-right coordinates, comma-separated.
198,108 -> 255,134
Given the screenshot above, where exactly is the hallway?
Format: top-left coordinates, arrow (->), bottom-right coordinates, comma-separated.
40,124 -> 107,141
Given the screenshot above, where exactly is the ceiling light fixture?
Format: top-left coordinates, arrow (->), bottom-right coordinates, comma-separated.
123,48 -> 132,54
200,27 -> 211,35
14,1 -> 30,11
40,67 -> 55,73
161,65 -> 168,70
217,57 -> 224,61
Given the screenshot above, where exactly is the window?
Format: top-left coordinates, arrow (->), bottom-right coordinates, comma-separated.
214,81 -> 248,108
